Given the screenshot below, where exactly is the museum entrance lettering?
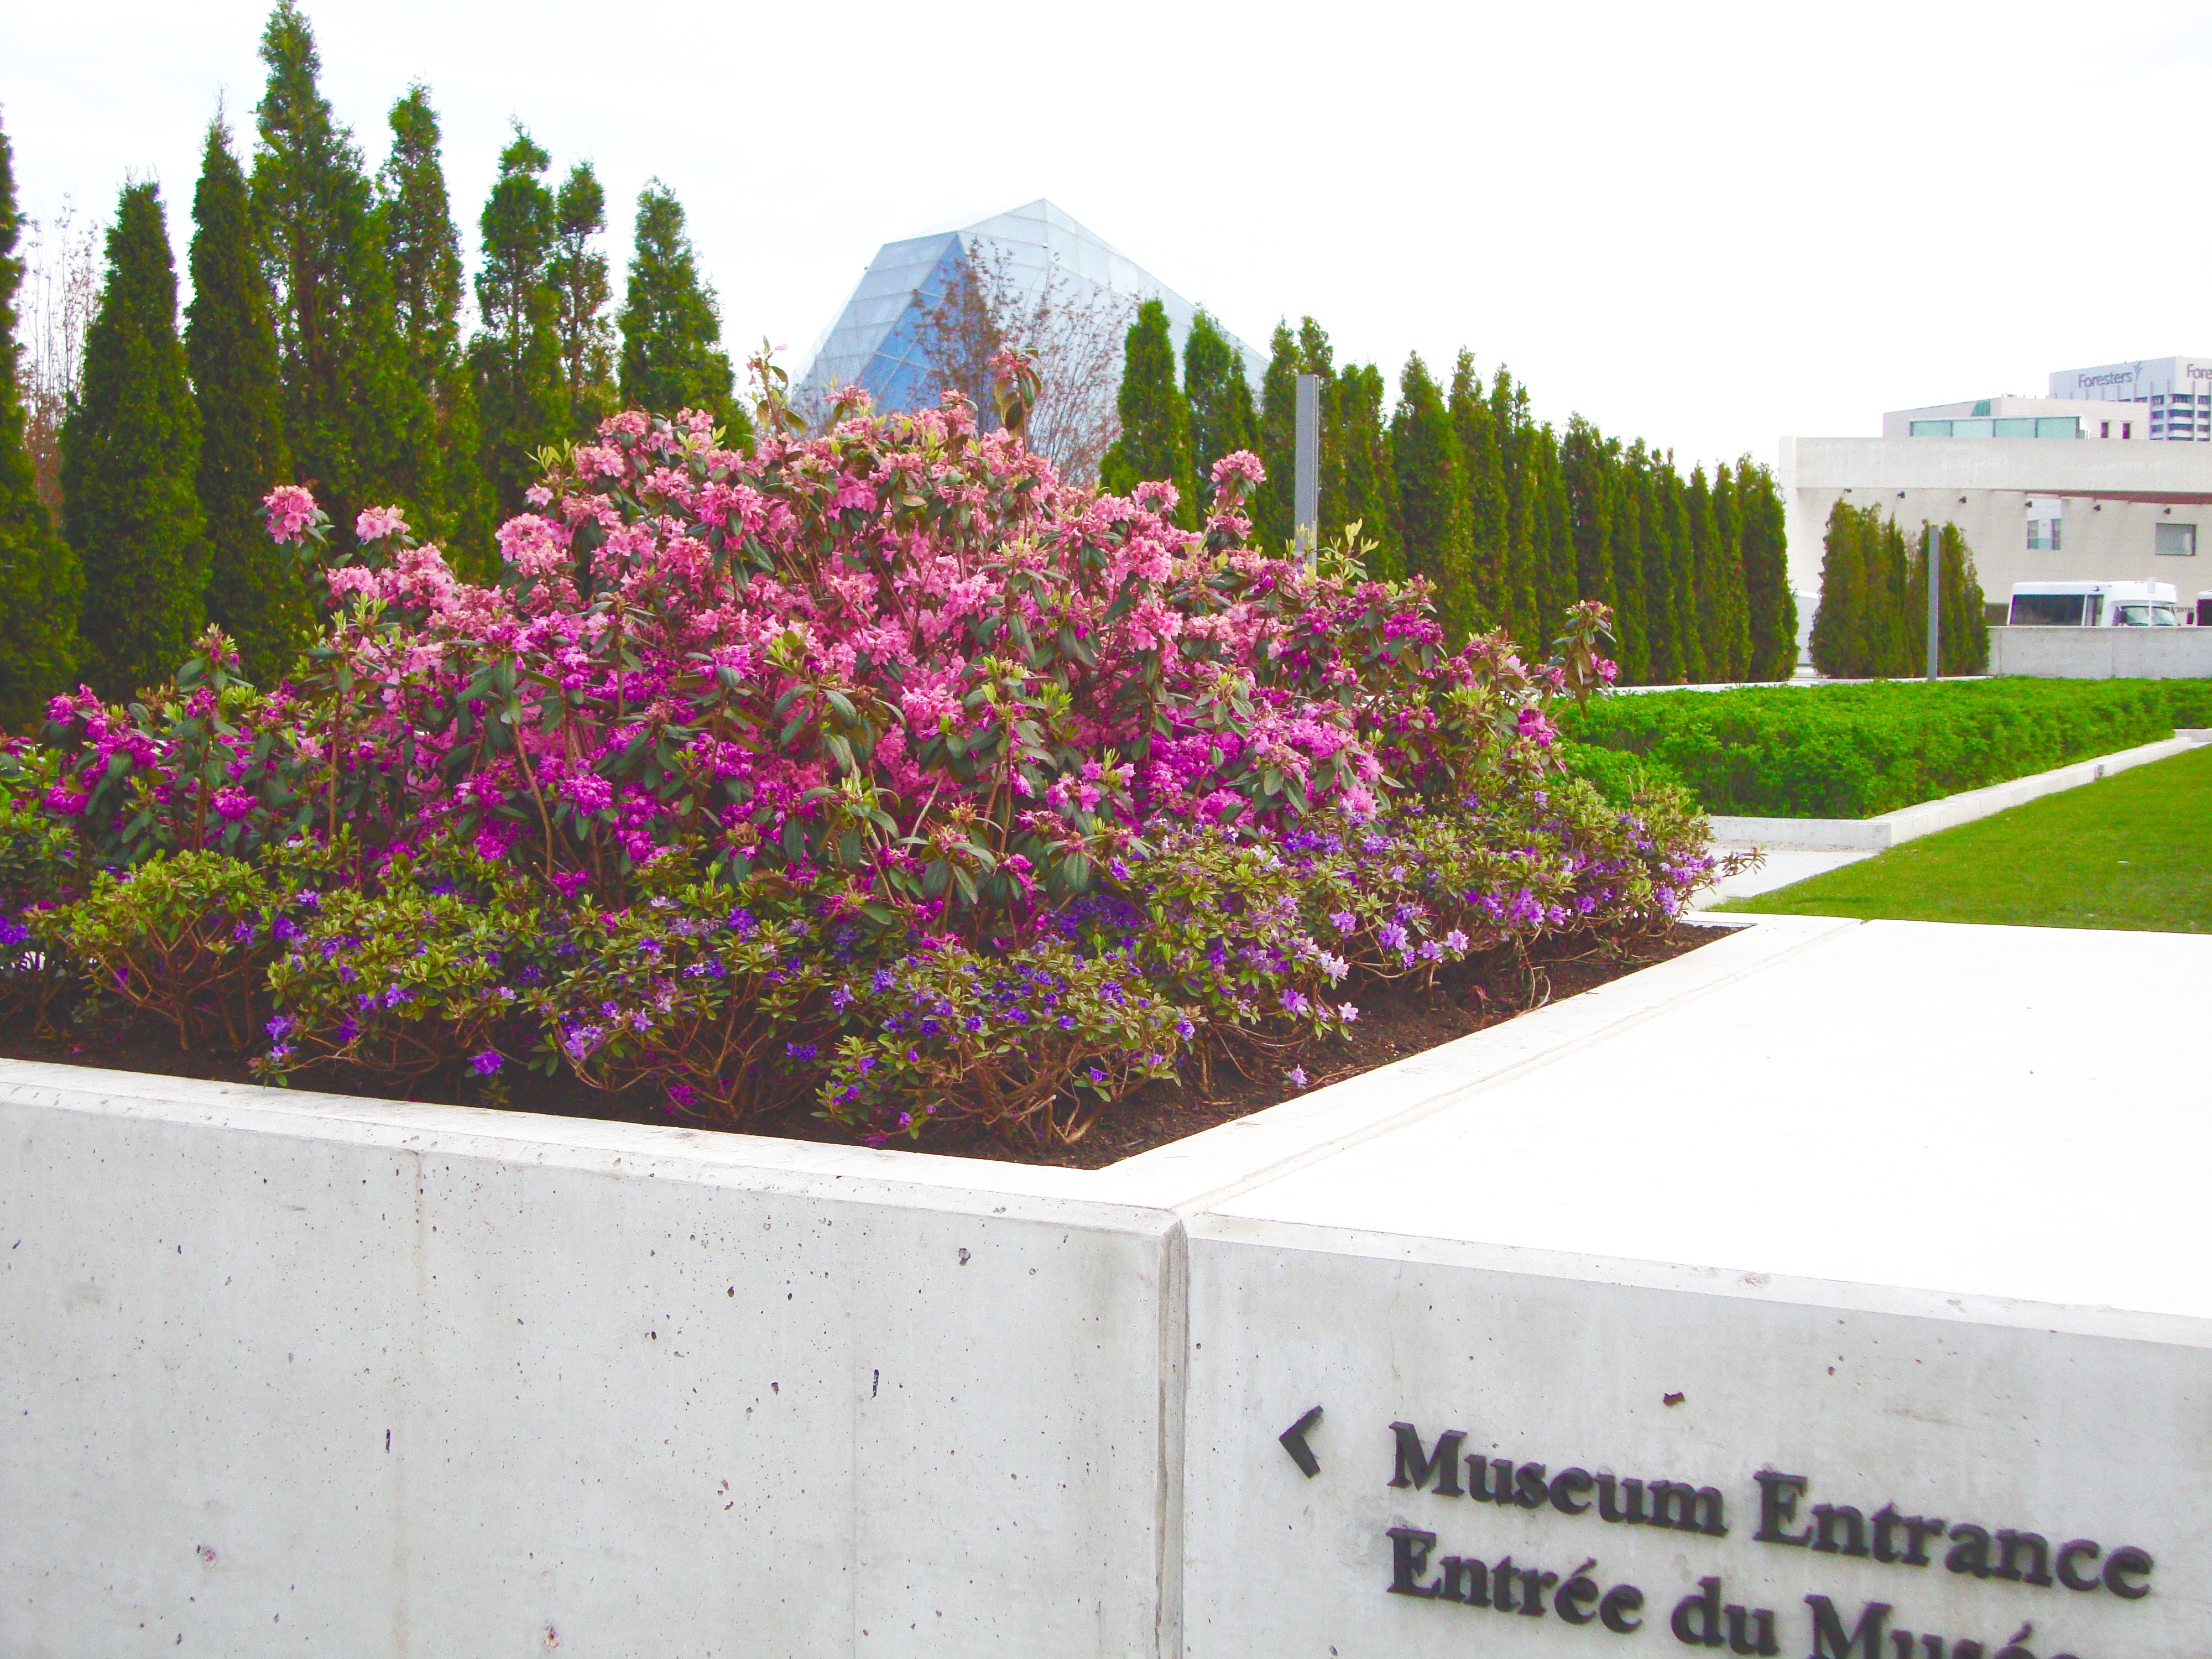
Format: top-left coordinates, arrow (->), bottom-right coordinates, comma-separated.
1365,1422 -> 2153,1657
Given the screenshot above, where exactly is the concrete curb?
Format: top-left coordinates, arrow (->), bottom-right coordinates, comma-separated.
1710,727 -> 2212,850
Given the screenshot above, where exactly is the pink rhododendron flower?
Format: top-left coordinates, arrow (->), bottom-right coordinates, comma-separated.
355,505 -> 409,542
262,484 -> 318,543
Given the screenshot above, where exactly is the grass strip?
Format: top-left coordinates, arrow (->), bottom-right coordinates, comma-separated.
1717,743 -> 2212,933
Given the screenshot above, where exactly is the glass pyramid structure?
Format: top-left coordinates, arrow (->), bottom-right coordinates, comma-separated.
795,199 -> 1264,415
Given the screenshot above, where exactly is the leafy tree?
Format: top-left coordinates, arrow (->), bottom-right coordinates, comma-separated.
187,117 -> 305,686
1738,458 -> 1797,680
618,181 -> 743,441
1491,367 -> 1541,647
1811,499 -> 1917,678
551,162 -> 615,435
62,183 -> 210,697
1606,442 -> 1650,683
469,126 -> 565,519
0,115 -> 83,727
1181,307 -> 1254,502
1389,352 -> 1477,638
1448,352 -> 1507,625
1704,463 -> 1753,682
1524,421 -> 1575,646
380,85 -> 492,572
1252,322 -> 1298,549
252,0 -> 437,549
1333,362 -> 1400,578
1098,298 -> 1196,525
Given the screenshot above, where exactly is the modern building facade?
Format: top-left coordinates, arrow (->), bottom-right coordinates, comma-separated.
2048,357 -> 2212,442
795,199 -> 1263,416
1781,357 -> 2212,617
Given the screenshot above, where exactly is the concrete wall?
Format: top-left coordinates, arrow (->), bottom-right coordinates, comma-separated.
7,917 -> 2211,1657
1989,624 -> 2212,677
0,1079 -> 1185,1657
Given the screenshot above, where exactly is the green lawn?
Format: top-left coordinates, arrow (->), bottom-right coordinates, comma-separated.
1718,743 -> 2212,932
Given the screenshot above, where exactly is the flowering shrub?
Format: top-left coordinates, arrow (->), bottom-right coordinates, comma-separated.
822,940 -> 1188,1143
0,354 -> 1723,1141
56,852 -> 293,1051
539,871 -> 830,1118
258,838 -> 550,1088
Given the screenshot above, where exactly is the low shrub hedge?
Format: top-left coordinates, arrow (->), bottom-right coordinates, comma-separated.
1558,679 -> 2212,818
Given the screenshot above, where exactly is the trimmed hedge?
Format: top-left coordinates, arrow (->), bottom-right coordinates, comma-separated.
1559,679 -> 2212,818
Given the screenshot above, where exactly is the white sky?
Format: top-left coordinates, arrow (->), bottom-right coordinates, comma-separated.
7,1 -> 2210,470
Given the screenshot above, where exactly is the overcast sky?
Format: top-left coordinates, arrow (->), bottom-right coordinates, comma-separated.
7,1 -> 2210,469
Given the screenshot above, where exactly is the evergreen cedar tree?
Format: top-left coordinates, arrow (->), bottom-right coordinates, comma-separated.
469,125 -> 567,522
618,182 -> 745,446
550,163 -> 617,436
1110,311 -> 1801,682
1098,299 -> 1198,528
1181,307 -> 1256,502
252,0 -> 438,556
1390,352 -> 1479,640
380,85 -> 494,578
1812,502 -> 1986,678
0,115 -> 85,731
189,118 -> 307,688
61,182 -> 212,698
1102,299 -> 1203,526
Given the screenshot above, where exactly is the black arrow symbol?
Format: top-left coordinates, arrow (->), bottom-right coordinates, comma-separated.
1279,1405 -> 1323,1478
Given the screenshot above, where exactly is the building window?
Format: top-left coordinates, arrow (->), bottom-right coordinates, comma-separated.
2156,523 -> 2197,556
2100,420 -> 2111,437
2124,421 -> 2133,437
2027,519 -> 2063,550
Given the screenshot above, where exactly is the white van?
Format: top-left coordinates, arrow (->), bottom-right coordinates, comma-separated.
2007,580 -> 2184,627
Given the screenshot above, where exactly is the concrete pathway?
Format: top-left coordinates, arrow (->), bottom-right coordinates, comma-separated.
1692,841 -> 1870,909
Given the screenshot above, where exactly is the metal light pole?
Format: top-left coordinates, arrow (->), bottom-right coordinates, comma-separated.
1925,522 -> 1941,681
1294,373 -> 1319,568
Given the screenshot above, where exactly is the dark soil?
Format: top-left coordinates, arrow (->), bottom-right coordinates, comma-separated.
0,924 -> 1718,1169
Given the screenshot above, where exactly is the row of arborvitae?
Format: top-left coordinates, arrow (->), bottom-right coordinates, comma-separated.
1101,306 -> 1799,686
1810,502 -> 1989,679
0,1 -> 739,727
0,358 -> 1719,1145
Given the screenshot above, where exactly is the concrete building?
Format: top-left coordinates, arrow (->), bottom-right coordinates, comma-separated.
1781,358 -> 2212,615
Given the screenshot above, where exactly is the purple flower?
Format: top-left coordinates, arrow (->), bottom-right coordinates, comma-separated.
211,786 -> 255,823
1286,1066 -> 1309,1089
469,1050 -> 503,1076
272,916 -> 300,942
266,1015 -> 295,1039
1338,1004 -> 1359,1023
785,1041 -> 818,1061
1279,988 -> 1308,1015
1444,929 -> 1469,953
231,922 -> 255,943
1377,921 -> 1407,950
1330,911 -> 1356,934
